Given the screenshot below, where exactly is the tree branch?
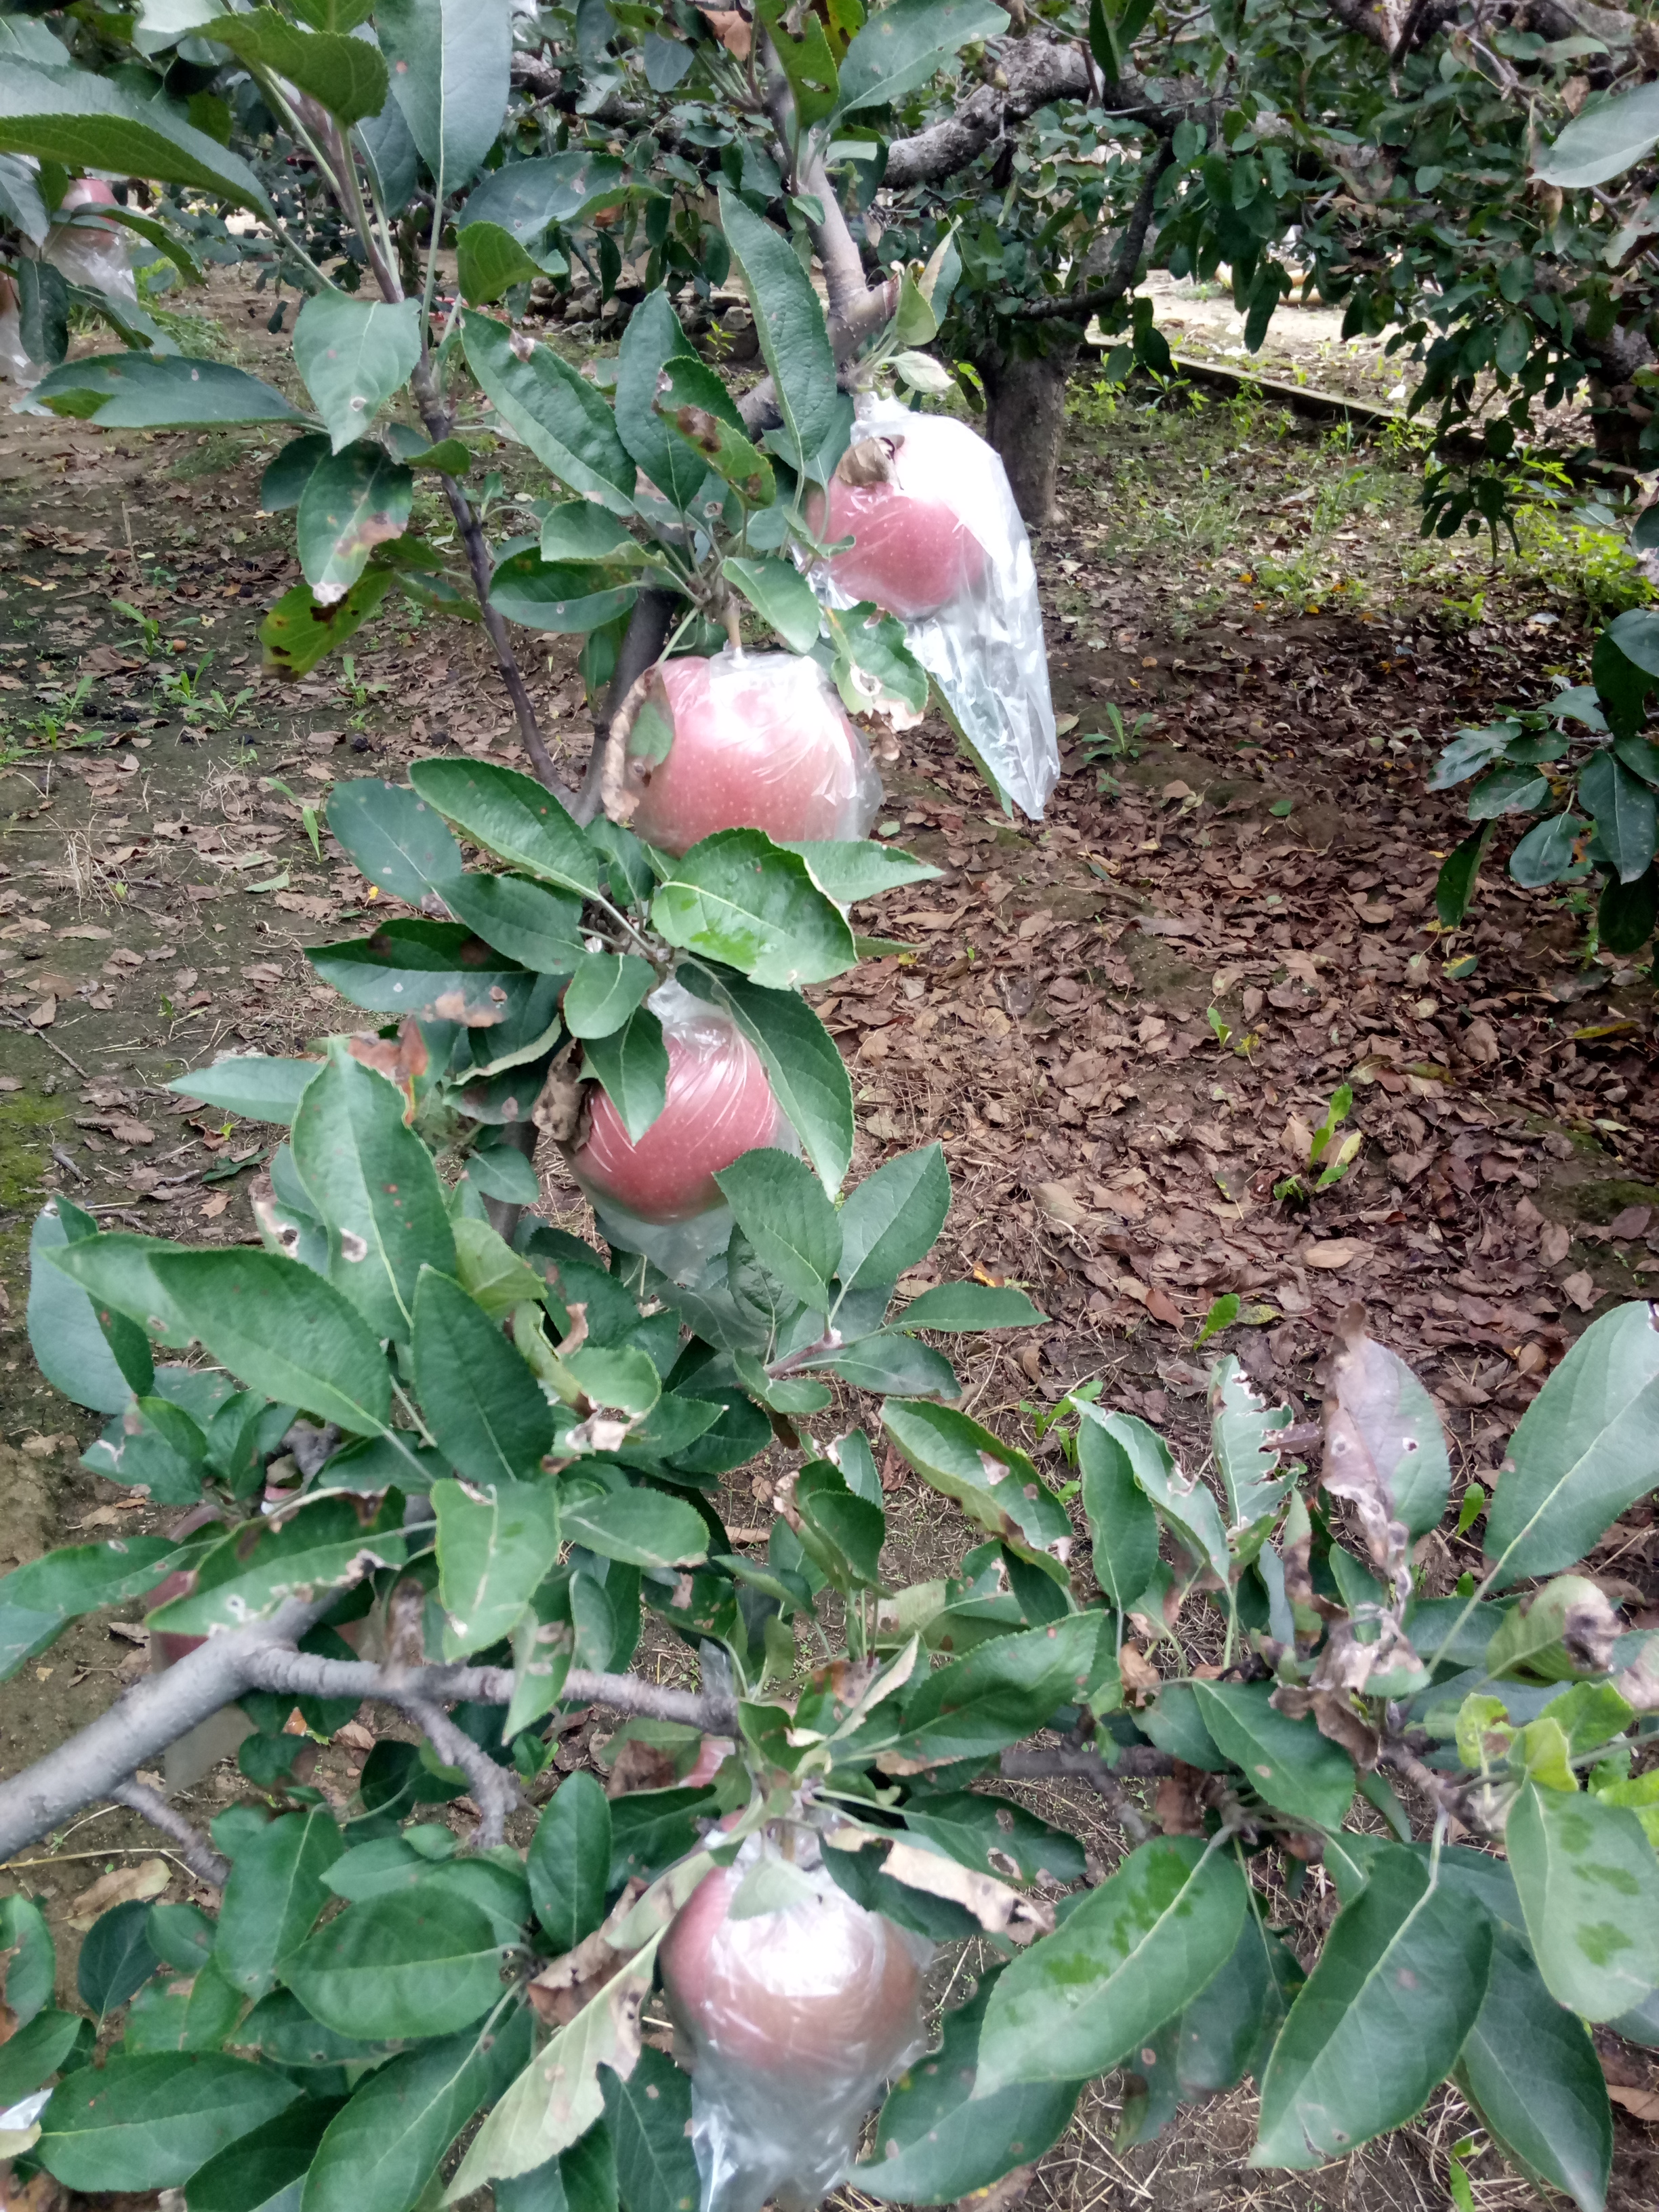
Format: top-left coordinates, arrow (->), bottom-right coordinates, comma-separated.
999,1743 -> 1171,1846
403,1694 -> 522,1848
1016,134 -> 1175,324
0,1596 -> 332,1863
109,1778 -> 230,1888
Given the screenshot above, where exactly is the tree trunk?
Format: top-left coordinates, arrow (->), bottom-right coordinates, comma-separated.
980,346 -> 1075,529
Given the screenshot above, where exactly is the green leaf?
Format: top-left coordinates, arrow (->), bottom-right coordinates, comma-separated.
301,2010 -> 533,2212
1485,1575 -> 1613,1681
453,1218 -> 546,1320
891,1613 -> 1105,1767
413,1267 -> 554,1484
1581,751 -> 1658,883
297,443 -> 413,605
377,0 -> 510,195
792,1458 -> 885,1589
722,556 -> 821,654
838,1144 -> 949,1294
261,569 -> 396,678
539,503 -> 638,565
281,1889 -> 506,2042
409,756 -> 601,899
559,1487 -> 710,1570
0,1896 -> 56,2026
1483,1301 -> 1659,1586
291,1042 -> 455,1340
0,64 -> 272,215
600,2048 -> 699,2212
121,1953 -> 244,2057
1456,1929 -> 1612,2212
810,1333 -> 960,1399
0,2009 -> 90,2108
527,1771 -> 611,1950
0,1536 -> 176,1683
77,1898 -> 160,2015
654,355 -> 775,505
754,0 -> 840,125
445,872 -> 585,973
1076,1406 -> 1160,1612
1437,820 -> 1492,925
457,149 -> 629,244
1090,1408 -> 1229,1583
31,350 -> 304,429
1468,766 -> 1548,821
715,182 -> 840,472
462,310 -> 634,514
977,1837 -> 1248,2092
490,549 -> 640,636
1190,1681 -> 1355,1832
216,1807 -> 344,2000
1507,1780 -> 1659,2020
1207,1357 -> 1294,1535
714,1149 -> 842,1311
1174,1916 -> 1304,2093
617,293 -> 710,512
37,2055 -> 298,2192
292,294 -> 422,454
434,1475 -> 561,1657
900,1794 -> 1085,1886
327,777 -> 462,901
881,1400 -> 1073,1572
150,1494 -> 409,1636
1599,863 -> 1658,956
1535,79 -> 1659,188
49,1241 -> 392,1437
1510,811 -> 1587,889
777,840 -> 941,905
680,963 -> 852,1195
836,0 -> 1007,115
28,1199 -> 153,1413
580,1005 -> 669,1145
495,2125 -> 619,2212
168,1055 -> 321,1124
565,952 -> 656,1041
184,2094 -> 345,2212
307,916 -> 535,1026
859,1971 -> 1080,2204
894,1282 -> 1044,1332
1253,1847 -> 1493,2169
457,219 -> 546,304
822,600 -> 930,720
201,9 -> 389,123
653,830 -> 855,989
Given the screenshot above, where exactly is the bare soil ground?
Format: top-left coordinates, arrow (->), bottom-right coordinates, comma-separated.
1,266 -> 1656,2209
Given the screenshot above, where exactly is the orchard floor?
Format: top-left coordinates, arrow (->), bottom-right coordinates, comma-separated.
1,272 -> 1656,2212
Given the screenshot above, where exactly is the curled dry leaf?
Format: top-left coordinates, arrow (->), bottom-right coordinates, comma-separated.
67,1856 -> 169,1930
1153,1761 -> 1209,1836
1271,1680 -> 1380,1770
823,1827 -> 1054,1944
1320,1303 -> 1425,1600
532,1038 -> 585,1145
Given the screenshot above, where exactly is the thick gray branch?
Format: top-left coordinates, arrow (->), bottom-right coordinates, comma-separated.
0,1597 -> 329,1862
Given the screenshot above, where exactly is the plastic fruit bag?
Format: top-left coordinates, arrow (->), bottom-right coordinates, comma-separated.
623,647 -> 882,856
659,1826 -> 930,2212
44,178 -> 136,302
0,276 -> 37,390
568,979 -> 794,1282
807,394 -> 1059,822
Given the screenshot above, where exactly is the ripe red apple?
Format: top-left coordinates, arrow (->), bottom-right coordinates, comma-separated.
55,177 -> 120,229
625,651 -> 875,856
572,1013 -> 782,1223
659,1860 -> 922,2082
806,419 -> 994,619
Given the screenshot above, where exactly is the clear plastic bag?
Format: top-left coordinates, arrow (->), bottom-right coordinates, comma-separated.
659,1826 -> 930,2212
808,394 -> 1060,823
0,280 -> 37,390
568,980 -> 794,1282
624,647 -> 882,856
44,179 -> 136,302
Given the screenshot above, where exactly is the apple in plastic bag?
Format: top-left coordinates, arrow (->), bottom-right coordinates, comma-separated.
55,177 -> 121,226
660,1862 -> 921,2081
807,436 -> 987,619
625,652 -> 872,855
573,1023 -> 781,1223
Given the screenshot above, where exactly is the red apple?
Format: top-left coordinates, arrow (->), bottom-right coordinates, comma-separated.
659,1860 -> 922,2082
626,651 -> 875,856
806,418 -> 996,619
572,1010 -> 782,1223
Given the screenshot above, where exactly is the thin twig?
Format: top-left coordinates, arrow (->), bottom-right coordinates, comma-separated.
109,1778 -> 230,1887
402,1696 -> 522,1849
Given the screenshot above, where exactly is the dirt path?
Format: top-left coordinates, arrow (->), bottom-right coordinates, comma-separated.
1,268 -> 1656,2207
